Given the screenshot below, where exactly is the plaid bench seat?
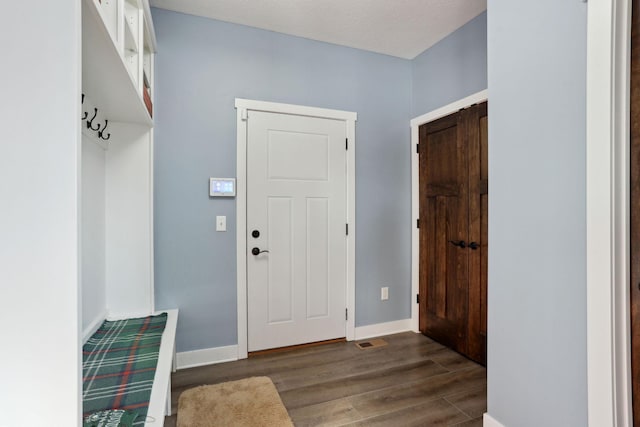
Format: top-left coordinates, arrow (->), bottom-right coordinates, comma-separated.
82,313 -> 168,426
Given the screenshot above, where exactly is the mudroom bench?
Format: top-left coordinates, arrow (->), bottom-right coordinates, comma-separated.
82,310 -> 178,426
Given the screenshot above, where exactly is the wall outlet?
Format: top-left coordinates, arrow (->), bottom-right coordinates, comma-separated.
381,286 -> 389,301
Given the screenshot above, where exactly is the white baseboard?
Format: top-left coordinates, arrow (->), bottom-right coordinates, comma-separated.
174,320 -> 412,370
176,345 -> 239,370
354,319 -> 413,340
82,310 -> 107,344
483,413 -> 505,427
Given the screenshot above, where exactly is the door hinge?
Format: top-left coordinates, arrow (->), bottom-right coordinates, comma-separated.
416,218 -> 420,228
346,223 -> 349,235
416,143 -> 419,154
346,138 -> 348,150
345,308 -> 348,320
416,294 -> 420,304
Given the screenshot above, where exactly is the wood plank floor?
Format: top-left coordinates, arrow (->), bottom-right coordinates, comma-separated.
163,332 -> 486,426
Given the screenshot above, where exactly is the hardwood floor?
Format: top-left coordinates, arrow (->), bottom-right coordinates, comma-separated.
164,332 -> 486,426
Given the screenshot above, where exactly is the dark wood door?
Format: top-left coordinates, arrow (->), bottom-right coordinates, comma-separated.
630,0 -> 640,421
467,103 -> 488,365
418,108 -> 470,355
418,102 -> 488,364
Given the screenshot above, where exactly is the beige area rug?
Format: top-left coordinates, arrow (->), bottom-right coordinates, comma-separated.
177,376 -> 294,427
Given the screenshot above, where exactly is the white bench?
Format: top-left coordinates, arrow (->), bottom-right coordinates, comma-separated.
146,309 -> 178,426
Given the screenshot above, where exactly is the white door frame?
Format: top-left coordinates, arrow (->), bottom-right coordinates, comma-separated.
586,0 -> 632,425
409,90 -> 489,333
235,99 -> 357,359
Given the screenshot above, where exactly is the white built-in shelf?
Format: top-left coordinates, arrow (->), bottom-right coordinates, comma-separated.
124,18 -> 138,54
82,0 -> 152,126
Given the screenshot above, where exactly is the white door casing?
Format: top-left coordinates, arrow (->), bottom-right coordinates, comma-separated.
586,0 -> 632,425
236,99 -> 357,358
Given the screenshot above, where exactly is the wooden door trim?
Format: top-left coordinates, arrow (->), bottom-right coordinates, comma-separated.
410,89 -> 488,333
586,1 -> 632,426
235,98 -> 357,359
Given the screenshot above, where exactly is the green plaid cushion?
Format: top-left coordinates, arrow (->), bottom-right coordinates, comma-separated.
82,313 -> 167,426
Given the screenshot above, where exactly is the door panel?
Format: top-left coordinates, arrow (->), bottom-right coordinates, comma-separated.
267,197 -> 293,323
419,111 -> 469,354
306,197 -> 330,319
468,103 -> 488,364
268,131 -> 329,181
247,111 -> 347,352
419,102 -> 488,364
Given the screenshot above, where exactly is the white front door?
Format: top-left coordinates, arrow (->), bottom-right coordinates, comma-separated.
246,110 -> 347,352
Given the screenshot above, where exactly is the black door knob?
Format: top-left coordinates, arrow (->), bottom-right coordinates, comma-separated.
252,230 -> 260,238
468,242 -> 479,250
252,247 -> 269,256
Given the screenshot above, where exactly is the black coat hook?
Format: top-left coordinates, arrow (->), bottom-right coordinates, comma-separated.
87,108 -> 101,132
81,94 -> 88,120
98,119 -> 111,141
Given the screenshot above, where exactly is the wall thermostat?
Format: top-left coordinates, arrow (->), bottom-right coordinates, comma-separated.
209,178 -> 236,197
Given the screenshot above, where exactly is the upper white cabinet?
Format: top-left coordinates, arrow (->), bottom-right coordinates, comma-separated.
82,0 -> 156,125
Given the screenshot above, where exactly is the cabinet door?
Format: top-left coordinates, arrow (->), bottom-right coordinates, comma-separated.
418,109 -> 470,355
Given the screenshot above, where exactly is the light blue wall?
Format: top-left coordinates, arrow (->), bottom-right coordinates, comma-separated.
152,9 -> 412,352
487,1 -> 588,426
412,12 -> 487,117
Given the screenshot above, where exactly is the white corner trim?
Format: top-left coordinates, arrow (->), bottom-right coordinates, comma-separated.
236,104 -> 249,360
586,0 -> 632,426
483,413 -> 506,427
176,345 -> 239,370
410,120 -> 420,334
82,310 -> 107,344
354,319 -> 413,340
235,98 -> 357,122
235,98 -> 357,358
410,89 -> 488,128
409,89 -> 488,333
345,117 -> 356,341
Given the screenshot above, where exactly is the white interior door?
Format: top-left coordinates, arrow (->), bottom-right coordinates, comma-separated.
247,110 -> 347,352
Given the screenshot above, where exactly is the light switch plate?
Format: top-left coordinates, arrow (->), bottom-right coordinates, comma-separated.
216,216 -> 226,232
381,287 -> 389,301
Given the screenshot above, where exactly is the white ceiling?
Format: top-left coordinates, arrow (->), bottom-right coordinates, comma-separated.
149,0 -> 487,59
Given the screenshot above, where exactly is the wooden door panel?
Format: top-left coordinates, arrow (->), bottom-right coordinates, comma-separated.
480,112 -> 488,345
419,109 -> 469,355
468,103 -> 488,364
425,195 -> 461,319
481,193 -> 488,338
